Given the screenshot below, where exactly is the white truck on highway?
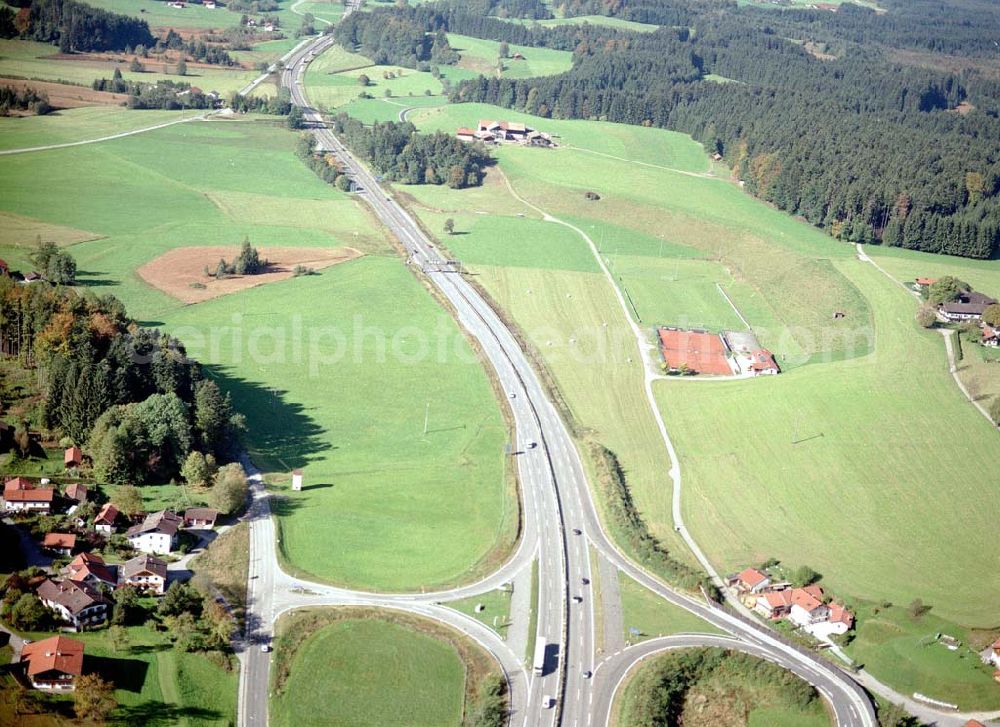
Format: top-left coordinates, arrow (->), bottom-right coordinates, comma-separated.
533,637 -> 546,676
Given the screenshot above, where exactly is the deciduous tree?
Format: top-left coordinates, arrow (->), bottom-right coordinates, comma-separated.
74,674 -> 117,721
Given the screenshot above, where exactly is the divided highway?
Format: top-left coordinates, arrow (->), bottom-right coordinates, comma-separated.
233,29 -> 879,727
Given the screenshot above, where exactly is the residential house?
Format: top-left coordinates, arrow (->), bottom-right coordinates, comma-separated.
262,22 -> 275,31
19,636 -> 85,691
183,507 -> 219,529
915,277 -> 937,288
4,476 -> 33,494
64,483 -> 88,504
989,637 -> 1000,668
789,585 -> 830,627
456,127 -> 476,142
748,349 -> 780,376
42,533 -> 76,557
126,510 -> 182,554
826,603 -> 854,635
938,291 -> 997,322
37,579 -> 110,630
3,487 -> 54,513
982,325 -> 999,348
64,446 -> 83,469
65,553 -> 117,590
203,0 -> 217,7
22,271 -> 43,283
94,503 -> 120,534
754,590 -> 792,620
0,258 -> 8,276
732,567 -> 771,594
120,554 -> 169,595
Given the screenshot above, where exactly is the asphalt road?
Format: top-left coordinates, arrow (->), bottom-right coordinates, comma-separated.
276,33 -> 876,727
222,27 -> 882,727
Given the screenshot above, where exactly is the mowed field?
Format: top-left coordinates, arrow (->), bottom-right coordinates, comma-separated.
0,114 -> 515,591
447,33 -> 573,82
0,39 -> 260,95
271,608 -> 503,727
658,260 -> 1000,626
0,105 -> 204,152
395,102 -> 998,634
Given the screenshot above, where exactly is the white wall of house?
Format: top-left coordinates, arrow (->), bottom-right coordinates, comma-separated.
128,532 -> 174,554
124,574 -> 165,594
790,603 -> 830,627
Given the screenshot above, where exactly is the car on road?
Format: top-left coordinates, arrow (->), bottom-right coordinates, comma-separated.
572,595 -> 583,603
582,670 -> 592,679
581,577 -> 590,585
543,695 -> 553,709
260,644 -> 270,653
527,441 -> 537,449
572,528 -> 582,535
508,392 -> 516,399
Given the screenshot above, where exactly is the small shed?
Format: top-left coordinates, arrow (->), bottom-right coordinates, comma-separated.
64,446 -> 83,469
291,469 -> 303,491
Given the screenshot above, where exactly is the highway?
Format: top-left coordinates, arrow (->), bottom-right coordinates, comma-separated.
234,25 -> 879,727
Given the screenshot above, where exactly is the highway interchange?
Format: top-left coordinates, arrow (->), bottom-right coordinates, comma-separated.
235,20 -> 880,727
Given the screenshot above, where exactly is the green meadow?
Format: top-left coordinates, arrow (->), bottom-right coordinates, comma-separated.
392,101 -> 998,700
0,39 -> 259,95
448,33 -> 573,81
305,63 -> 443,111
657,260 -> 999,627
0,116 -> 515,591
272,618 -> 464,727
0,105 -> 204,152
19,624 -> 238,725
619,575 -> 724,642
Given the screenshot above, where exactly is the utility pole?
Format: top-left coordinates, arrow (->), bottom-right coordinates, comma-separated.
423,401 -> 429,436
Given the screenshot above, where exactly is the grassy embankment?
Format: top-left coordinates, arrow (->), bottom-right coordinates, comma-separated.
270,608 -> 503,727
0,116 -> 517,592
390,102 -> 1000,702
615,647 -> 830,727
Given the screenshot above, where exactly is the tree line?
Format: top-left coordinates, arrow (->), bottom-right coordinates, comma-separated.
432,1 -> 1000,258
93,72 -> 217,110
0,86 -> 53,116
23,0 -> 155,52
331,113 -> 490,188
0,273 -> 245,485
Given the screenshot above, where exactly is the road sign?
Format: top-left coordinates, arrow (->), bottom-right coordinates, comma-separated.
628,627 -> 641,636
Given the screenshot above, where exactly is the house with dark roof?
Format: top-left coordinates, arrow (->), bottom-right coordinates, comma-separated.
126,510 -> 182,554
938,290 -> 997,322
65,552 -> 117,590
37,579 -> 110,630
64,483 -> 88,503
120,554 -> 168,595
42,532 -> 76,556
20,635 -> 85,690
183,507 -> 219,529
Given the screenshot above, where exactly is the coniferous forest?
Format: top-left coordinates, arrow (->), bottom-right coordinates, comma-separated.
337,0 -> 1000,259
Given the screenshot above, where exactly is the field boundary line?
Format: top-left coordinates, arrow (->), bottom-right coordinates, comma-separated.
856,243 -> 997,429
560,143 -> 718,179
495,168 -> 728,590
715,282 -> 751,331
0,112 -> 210,156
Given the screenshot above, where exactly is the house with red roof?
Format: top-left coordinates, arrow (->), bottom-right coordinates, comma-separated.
20,635 -> 85,690
731,567 -> 771,594
42,532 -> 77,556
748,349 -> 780,376
754,589 -> 792,620
65,552 -> 118,590
3,486 -> 54,513
94,503 -> 121,534
789,585 -> 830,627
64,446 -> 83,469
456,127 -> 476,142
64,483 -> 88,504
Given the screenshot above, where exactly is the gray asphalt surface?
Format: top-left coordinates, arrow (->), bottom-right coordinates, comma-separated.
227,24 -> 880,727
